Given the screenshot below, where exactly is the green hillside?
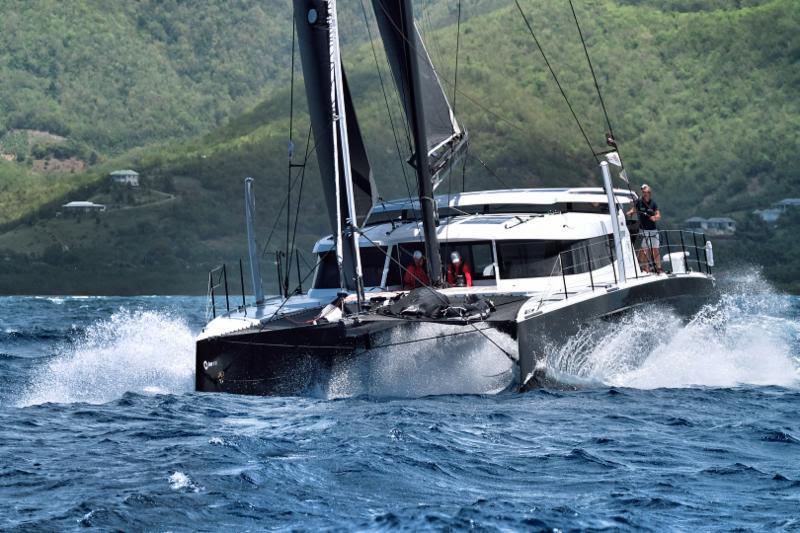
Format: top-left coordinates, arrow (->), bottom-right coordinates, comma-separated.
0,0 -> 798,294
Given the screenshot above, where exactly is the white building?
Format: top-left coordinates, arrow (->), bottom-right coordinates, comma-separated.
62,201 -> 106,213
109,169 -> 139,187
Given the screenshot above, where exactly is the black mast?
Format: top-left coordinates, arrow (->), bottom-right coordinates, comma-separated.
396,0 -> 442,285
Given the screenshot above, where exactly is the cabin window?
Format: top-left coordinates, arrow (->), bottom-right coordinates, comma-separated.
496,236 -> 614,278
313,250 -> 339,289
360,246 -> 389,287
385,240 -> 497,287
440,241 -> 496,280
496,240 -> 572,278
386,242 -> 426,288
313,246 -> 388,289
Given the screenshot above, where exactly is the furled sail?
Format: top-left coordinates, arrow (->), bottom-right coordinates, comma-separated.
294,0 -> 378,291
371,0 -> 468,189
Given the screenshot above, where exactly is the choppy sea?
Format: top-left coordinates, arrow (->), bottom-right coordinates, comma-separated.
1,270 -> 798,531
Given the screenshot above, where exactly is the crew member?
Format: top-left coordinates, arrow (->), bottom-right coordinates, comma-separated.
446,251 -> 473,287
627,183 -> 662,273
403,250 -> 430,289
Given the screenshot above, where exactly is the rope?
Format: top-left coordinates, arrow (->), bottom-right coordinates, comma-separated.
262,252 -> 326,325
512,0 -> 599,164
569,0 -> 615,145
259,137 -> 317,259
568,0 -> 637,201
286,125 -> 313,288
453,0 -> 462,116
471,153 -> 511,189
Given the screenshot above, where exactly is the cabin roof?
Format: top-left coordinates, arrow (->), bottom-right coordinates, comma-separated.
315,210 -> 613,252
775,198 -> 800,206
63,201 -> 104,208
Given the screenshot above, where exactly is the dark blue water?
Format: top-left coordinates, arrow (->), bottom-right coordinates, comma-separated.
1,271 -> 799,530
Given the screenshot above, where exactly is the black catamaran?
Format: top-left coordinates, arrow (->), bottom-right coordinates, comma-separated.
196,0 -> 716,395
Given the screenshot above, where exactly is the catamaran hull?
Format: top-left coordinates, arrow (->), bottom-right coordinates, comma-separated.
196,275 -> 715,396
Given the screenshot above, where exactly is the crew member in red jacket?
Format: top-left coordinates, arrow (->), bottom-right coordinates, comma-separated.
446,251 -> 473,287
403,250 -> 430,289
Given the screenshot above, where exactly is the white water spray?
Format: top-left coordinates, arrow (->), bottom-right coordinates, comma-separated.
19,309 -> 195,406
546,269 -> 800,389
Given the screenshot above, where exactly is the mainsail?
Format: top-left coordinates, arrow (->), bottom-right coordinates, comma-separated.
294,0 -> 378,292
371,0 -> 468,189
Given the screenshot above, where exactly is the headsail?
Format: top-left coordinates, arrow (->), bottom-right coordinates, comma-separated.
294,0 -> 378,292
371,0 -> 468,189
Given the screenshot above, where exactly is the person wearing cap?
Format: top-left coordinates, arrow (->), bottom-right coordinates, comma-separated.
627,183 -> 662,273
403,250 -> 430,289
446,251 -> 473,287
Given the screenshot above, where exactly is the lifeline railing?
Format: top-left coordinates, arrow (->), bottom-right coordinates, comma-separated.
540,229 -> 711,306
206,259 -> 248,320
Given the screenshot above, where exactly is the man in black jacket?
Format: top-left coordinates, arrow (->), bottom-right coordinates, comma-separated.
627,184 -> 662,273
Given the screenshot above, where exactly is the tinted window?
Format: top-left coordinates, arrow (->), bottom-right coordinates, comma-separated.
313,250 -> 339,289
496,240 -> 572,278
360,246 -> 388,287
313,246 -> 388,289
440,241 -> 495,280
497,236 -> 614,278
386,242 -> 426,288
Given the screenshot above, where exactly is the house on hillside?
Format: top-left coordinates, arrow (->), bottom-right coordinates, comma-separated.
683,216 -> 736,236
683,216 -> 707,231
62,201 -> 106,214
109,169 -> 139,187
754,198 -> 800,224
706,217 -> 736,235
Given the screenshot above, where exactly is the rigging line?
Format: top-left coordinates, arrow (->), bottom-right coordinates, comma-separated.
453,0 -> 462,116
260,138 -> 318,260
359,0 -> 416,209
512,0 -> 600,164
373,0 -> 528,138
358,231 -> 515,361
567,0 -> 636,201
263,253 -> 326,325
284,16 -> 297,296
471,152 -> 511,189
569,0 -> 614,142
287,125 -> 313,287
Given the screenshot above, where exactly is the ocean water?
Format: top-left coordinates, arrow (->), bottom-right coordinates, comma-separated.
1,270 -> 799,530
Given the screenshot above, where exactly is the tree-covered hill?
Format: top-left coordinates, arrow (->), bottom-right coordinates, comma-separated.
0,0 -> 797,294
0,1 -> 298,153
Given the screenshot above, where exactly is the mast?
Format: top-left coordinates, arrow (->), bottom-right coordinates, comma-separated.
294,0 -> 377,299
396,0 -> 442,285
328,0 -> 366,302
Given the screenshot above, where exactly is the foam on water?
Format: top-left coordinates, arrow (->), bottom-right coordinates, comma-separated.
19,309 -> 195,406
548,269 -> 800,389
